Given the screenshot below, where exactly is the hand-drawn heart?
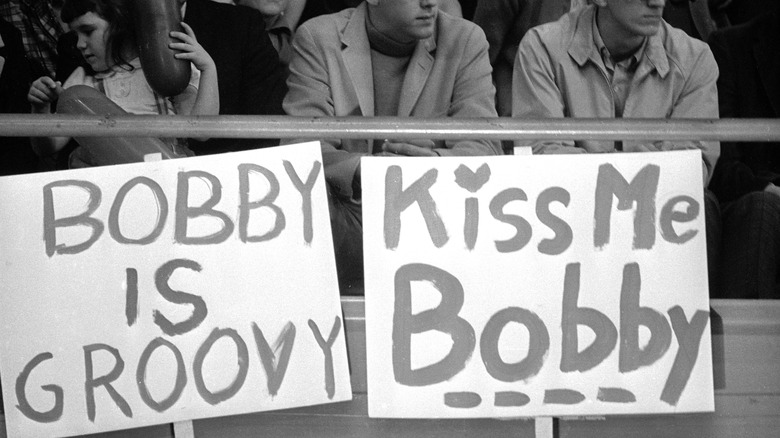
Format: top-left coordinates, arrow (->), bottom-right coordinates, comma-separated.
454,163 -> 491,193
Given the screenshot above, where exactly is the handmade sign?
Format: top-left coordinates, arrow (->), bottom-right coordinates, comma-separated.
362,150 -> 714,418
0,142 -> 351,438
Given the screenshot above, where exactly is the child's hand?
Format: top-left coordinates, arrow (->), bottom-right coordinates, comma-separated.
169,22 -> 215,73
27,77 -> 63,113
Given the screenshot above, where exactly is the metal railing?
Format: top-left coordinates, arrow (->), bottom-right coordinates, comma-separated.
1,115 -> 779,142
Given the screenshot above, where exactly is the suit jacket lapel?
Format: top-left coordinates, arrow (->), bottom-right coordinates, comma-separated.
341,4 -> 374,116
753,14 -> 780,116
398,33 -> 435,117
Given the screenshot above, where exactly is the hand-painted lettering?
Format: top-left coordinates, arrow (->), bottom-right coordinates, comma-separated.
193,327 -> 249,405
662,307 -> 710,405
594,163 -> 660,250
15,352 -> 63,423
283,160 -> 321,244
308,317 -> 342,399
153,259 -> 207,336
489,188 -> 531,253
136,337 -> 186,412
125,268 -> 138,327
619,263 -> 672,373
389,261 -> 707,406
455,164 -> 491,250
41,162 -> 324,255
175,170 -> 234,245
659,195 -> 700,245
560,263 -> 617,373
83,344 -> 132,422
43,180 -> 103,257
238,164 -> 285,243
480,307 -> 549,382
252,321 -> 296,397
109,177 -> 167,245
536,187 -> 572,255
393,263 -> 475,386
13,316 -> 343,424
384,166 -> 447,250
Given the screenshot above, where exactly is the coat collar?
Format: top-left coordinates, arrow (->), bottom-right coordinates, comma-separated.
340,2 -> 437,117
568,5 -> 669,78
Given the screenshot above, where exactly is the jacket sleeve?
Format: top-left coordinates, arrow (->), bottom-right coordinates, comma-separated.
239,6 -> 287,117
438,25 -> 502,157
284,23 -> 362,200
706,29 -> 771,201
664,43 -> 720,184
512,28 -> 582,154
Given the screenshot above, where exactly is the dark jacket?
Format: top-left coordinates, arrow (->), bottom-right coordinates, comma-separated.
184,0 -> 288,155
0,17 -> 38,175
708,10 -> 780,203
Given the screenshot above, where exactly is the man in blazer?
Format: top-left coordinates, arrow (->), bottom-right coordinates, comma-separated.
707,9 -> 780,299
284,0 -> 501,293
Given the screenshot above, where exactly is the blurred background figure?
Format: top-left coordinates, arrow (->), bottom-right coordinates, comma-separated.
0,15 -> 40,176
183,0 -> 288,155
473,0 -> 578,119
237,0 -> 306,67
707,6 -> 780,299
661,0 -> 731,41
457,0 -> 475,20
720,0 -> 773,25
0,0 -> 66,78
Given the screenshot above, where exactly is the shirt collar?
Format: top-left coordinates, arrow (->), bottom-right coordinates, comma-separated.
568,5 -> 669,77
267,13 -> 292,34
592,12 -> 644,70
94,57 -> 142,79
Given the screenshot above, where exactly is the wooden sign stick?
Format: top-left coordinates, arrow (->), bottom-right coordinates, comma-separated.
173,420 -> 196,438
535,417 -> 554,438
144,153 -> 196,438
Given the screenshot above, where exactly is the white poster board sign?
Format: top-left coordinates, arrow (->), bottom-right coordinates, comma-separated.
0,142 -> 351,437
362,150 -> 713,418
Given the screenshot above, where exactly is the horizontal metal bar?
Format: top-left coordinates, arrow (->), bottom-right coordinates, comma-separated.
1,114 -> 779,141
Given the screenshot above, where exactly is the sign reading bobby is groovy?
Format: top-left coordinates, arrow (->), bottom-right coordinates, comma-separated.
0,143 -> 351,438
362,150 -> 713,418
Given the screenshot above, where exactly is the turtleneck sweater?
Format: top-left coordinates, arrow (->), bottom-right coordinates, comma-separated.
365,12 -> 417,118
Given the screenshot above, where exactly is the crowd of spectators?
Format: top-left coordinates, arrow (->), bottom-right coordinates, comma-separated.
0,0 -> 777,298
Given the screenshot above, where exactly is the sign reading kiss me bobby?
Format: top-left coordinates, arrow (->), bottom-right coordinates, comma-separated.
362,150 -> 714,418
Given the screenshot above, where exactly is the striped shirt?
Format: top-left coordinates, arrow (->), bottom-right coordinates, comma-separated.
0,0 -> 62,77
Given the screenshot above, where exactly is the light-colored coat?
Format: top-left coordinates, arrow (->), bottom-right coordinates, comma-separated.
284,3 -> 500,199
513,5 -> 720,183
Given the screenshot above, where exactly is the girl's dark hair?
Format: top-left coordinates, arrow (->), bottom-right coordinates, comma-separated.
61,0 -> 136,72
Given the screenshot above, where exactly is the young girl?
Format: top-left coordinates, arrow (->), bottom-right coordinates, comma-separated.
27,0 -> 219,167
